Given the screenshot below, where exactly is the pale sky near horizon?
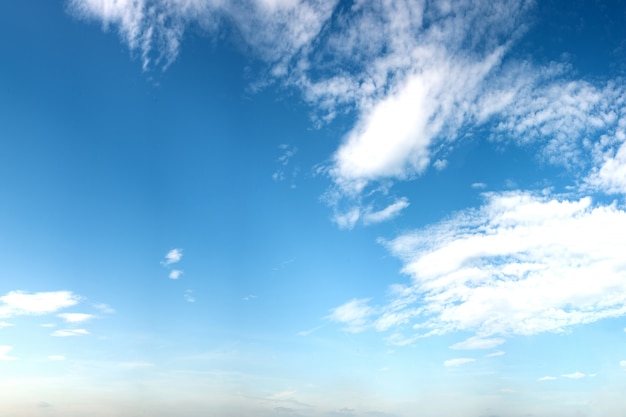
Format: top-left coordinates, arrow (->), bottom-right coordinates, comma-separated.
1,1 -> 626,416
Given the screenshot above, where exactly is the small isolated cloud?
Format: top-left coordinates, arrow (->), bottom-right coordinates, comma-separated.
169,270 -> 183,280
40,323 -> 56,328
48,355 -> 66,361
58,313 -> 93,323
562,372 -> 586,379
0,345 -> 17,361
485,351 -> 505,357
184,290 -> 195,303
450,336 -> 505,350
51,329 -> 90,337
538,376 -> 557,381
242,295 -> 257,301
118,361 -> 154,370
0,291 -> 80,318
94,303 -> 115,314
363,198 -> 410,225
0,321 -> 13,328
444,358 -> 476,367
326,298 -> 376,333
619,360 -> 626,369
162,248 -> 183,265
472,182 -> 487,189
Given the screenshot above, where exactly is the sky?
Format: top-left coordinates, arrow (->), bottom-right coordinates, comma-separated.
1,0 -> 626,416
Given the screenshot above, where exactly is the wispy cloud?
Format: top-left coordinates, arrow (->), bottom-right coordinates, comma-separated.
162,248 -> 183,265
330,191 -> 626,340
48,355 -> 66,361
297,325 -> 322,337
58,313 -> 93,323
450,336 -> 505,350
471,182 -> 487,189
538,376 -> 557,381
93,303 -> 115,314
0,291 -> 80,318
184,290 -> 195,303
326,298 -> 376,333
444,358 -> 476,367
620,360 -> 626,369
562,372 -> 586,379
484,351 -> 505,358
242,295 -> 257,301
51,329 -> 90,337
362,198 -> 410,226
0,345 -> 17,361
0,321 -> 13,328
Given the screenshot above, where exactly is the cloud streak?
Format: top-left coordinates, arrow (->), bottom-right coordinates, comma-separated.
0,291 -> 80,318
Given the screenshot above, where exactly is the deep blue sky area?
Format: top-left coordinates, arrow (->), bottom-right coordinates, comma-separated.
1,1 -> 626,417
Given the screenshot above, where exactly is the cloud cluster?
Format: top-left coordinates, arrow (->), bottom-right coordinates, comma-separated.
0,291 -> 80,318
162,248 -> 184,279
329,191 -> 626,341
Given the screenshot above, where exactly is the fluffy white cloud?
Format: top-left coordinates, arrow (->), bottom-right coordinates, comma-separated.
162,248 -> 183,265
0,291 -> 80,318
51,329 -> 90,337
443,358 -> 475,367
450,336 -> 505,350
331,191 -> 626,340
562,372 -> 586,379
169,270 -> 184,280
538,376 -> 557,381
0,345 -> 17,361
58,313 -> 93,323
362,198 -> 410,225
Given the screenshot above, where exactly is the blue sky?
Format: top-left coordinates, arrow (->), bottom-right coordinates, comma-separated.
1,1 -> 626,416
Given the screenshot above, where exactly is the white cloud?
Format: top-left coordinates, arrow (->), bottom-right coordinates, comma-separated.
472,182 -> 487,189
51,329 -> 90,337
0,321 -> 13,328
433,159 -> 448,171
0,345 -> 17,361
444,358 -> 475,367
49,355 -> 66,361
363,198 -> 410,225
450,336 -> 505,350
484,351 -> 505,357
538,376 -> 557,381
40,323 -> 56,328
620,360 -> 626,369
169,269 -> 184,280
58,313 -> 94,323
562,372 -> 586,379
331,191 -> 626,340
184,290 -> 195,303
162,248 -> 183,265
326,298 -> 376,333
0,291 -> 80,318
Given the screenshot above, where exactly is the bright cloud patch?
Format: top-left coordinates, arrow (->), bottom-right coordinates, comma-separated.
169,270 -> 184,280
162,248 -> 183,265
58,313 -> 93,323
331,192 -> 626,340
0,321 -> 14,328
443,358 -> 475,367
0,291 -> 80,318
538,376 -> 557,381
49,355 -> 66,361
562,372 -> 586,379
51,329 -> 90,337
0,345 -> 17,361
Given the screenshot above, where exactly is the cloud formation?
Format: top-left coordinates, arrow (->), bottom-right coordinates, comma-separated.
162,248 -> 183,265
51,329 -> 90,337
330,191 -> 626,341
450,336 -> 505,350
58,313 -> 94,323
0,291 -> 80,318
443,358 -> 475,367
